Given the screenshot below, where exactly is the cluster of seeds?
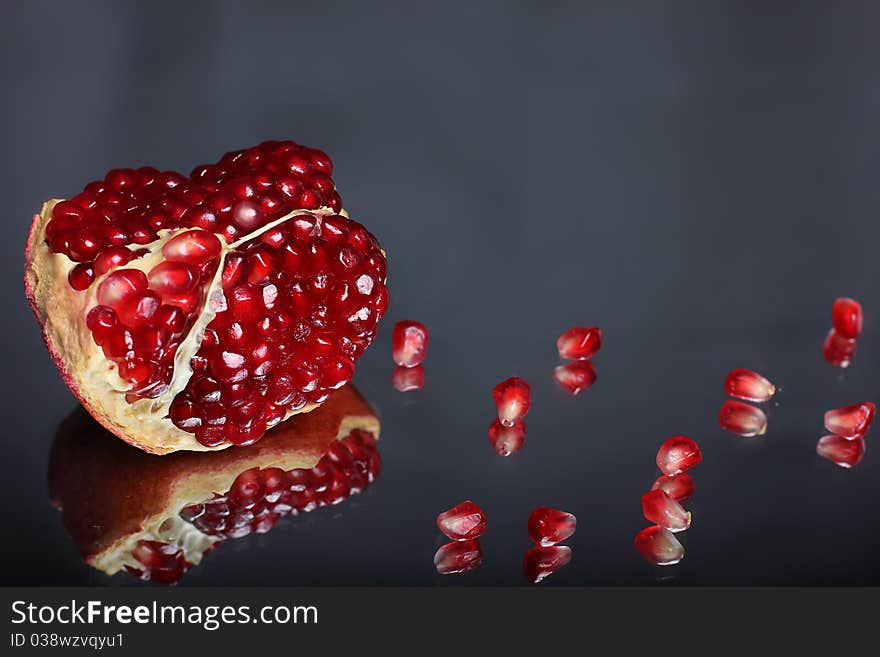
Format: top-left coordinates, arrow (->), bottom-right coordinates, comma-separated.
125,429 -> 380,584
634,436 -> 702,566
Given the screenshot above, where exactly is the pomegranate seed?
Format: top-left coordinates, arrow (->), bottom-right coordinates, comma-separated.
492,376 -> 531,427
656,436 -> 702,476
391,365 -> 425,391
553,360 -> 597,395
162,229 -> 222,265
436,500 -> 487,541
831,297 -> 863,339
556,326 -> 602,360
823,329 -> 856,368
96,268 -> 148,308
724,368 -> 775,403
434,539 -> 483,575
641,489 -> 691,532
93,246 -> 135,276
488,419 -> 526,456
148,261 -> 199,295
816,434 -> 866,469
651,473 -> 695,502
824,402 -> 875,439
633,526 -> 684,566
68,262 -> 95,290
522,546 -> 572,584
392,320 -> 429,367
527,507 -> 576,546
718,400 -> 768,437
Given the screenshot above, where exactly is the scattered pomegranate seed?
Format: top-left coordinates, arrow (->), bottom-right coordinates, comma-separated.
436,500 -> 487,541
816,435 -> 866,469
392,320 -> 429,367
831,297 -> 863,339
824,401 -> 875,439
553,360 -> 597,395
724,368 -> 775,403
527,507 -> 577,546
556,326 -> 602,360
522,546 -> 572,583
641,489 -> 691,532
823,329 -> 856,368
434,539 -> 483,575
656,435 -> 702,476
718,400 -> 768,437
391,365 -> 425,391
633,526 -> 684,566
492,376 -> 531,427
651,473 -> 695,502
488,419 -> 526,456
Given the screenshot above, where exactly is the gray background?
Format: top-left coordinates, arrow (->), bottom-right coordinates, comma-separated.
3,0 -> 880,585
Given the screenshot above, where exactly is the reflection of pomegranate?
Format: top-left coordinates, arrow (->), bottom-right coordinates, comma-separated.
26,141 -> 388,453
49,385 -> 380,584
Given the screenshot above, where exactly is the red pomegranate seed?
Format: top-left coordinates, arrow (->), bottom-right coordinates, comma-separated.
831,297 -> 863,339
434,539 -> 483,575
724,368 -> 775,403
816,434 -> 866,469
162,229 -> 222,265
487,419 -> 526,456
824,401 -> 875,439
718,400 -> 768,437
93,246 -> 135,276
436,500 -> 487,541
641,489 -> 691,532
392,320 -> 429,367
527,507 -> 577,546
148,261 -> 199,295
68,262 -> 95,291
391,365 -> 425,392
553,360 -> 597,395
556,326 -> 601,360
96,268 -> 148,309
633,526 -> 684,566
522,545 -> 572,584
492,376 -> 531,427
823,329 -> 856,368
651,473 -> 695,502
656,436 -> 702,476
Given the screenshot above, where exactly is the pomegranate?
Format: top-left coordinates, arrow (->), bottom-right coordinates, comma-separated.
656,436 -> 702,476
633,526 -> 684,566
391,364 -> 425,392
434,540 -> 483,575
823,329 -> 857,368
824,402 -> 875,439
487,419 -> 526,456
553,360 -> 597,395
392,320 -> 428,367
522,546 -> 572,583
641,490 -> 691,532
49,384 -> 380,583
651,473 -> 695,502
718,400 -> 768,437
26,141 -> 388,453
492,376 -> 531,427
556,326 -> 601,360
816,434 -> 866,469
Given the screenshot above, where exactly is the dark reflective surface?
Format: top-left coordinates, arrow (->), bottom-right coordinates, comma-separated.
4,1 -> 880,585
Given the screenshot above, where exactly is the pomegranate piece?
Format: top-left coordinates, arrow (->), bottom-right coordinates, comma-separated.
718,400 -> 768,437
26,141 -> 389,454
492,376 -> 531,427
641,489 -> 691,532
724,368 -> 775,403
488,419 -> 526,456
392,320 -> 428,367
391,365 -> 425,392
816,434 -> 866,469
556,326 -> 601,360
831,297 -> 863,339
651,473 -> 695,502
824,402 -> 875,439
436,500 -> 487,541
656,435 -> 702,476
522,546 -> 572,583
633,526 -> 684,566
434,539 -> 483,575
527,507 -> 577,546
823,329 -> 856,368
126,540 -> 190,584
553,360 -> 597,395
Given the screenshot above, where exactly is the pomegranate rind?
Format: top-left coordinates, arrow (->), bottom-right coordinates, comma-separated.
27,200 -> 347,454
49,384 -> 379,576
